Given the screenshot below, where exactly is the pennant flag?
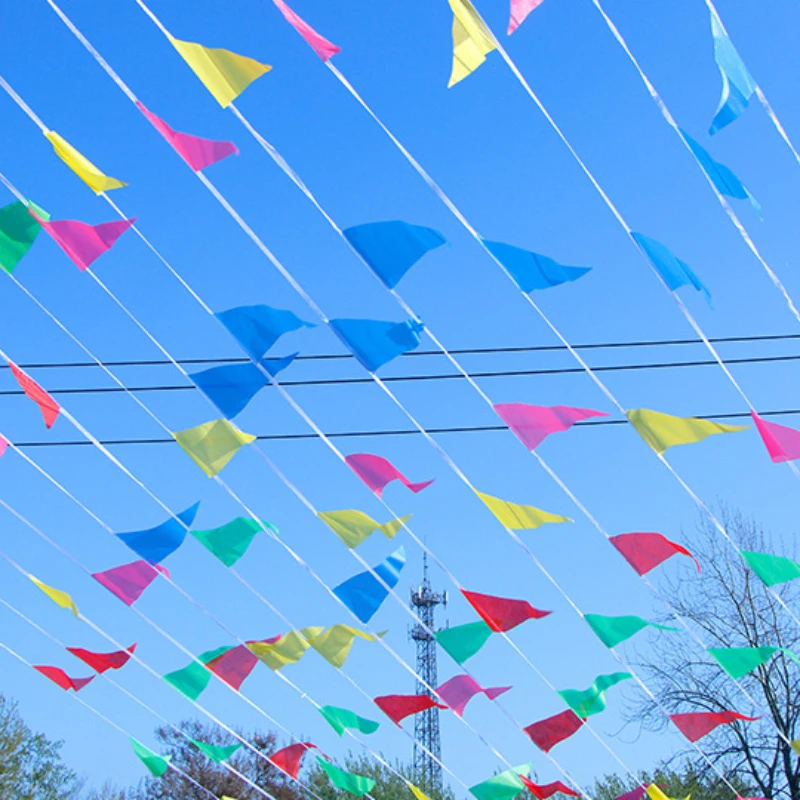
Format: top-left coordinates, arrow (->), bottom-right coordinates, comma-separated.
670,710 -> 758,742
494,403 -> 608,451
44,131 -> 126,194
92,560 -> 166,606
345,453 -> 435,497
34,666 -> 95,692
163,645 -> 234,700
273,0 -> 340,61
343,221 -> 447,289
520,777 -> 580,799
462,589 -> 551,631
631,233 -> 710,302
67,643 -> 136,673
407,782 -> 435,800
708,646 -> 799,679
374,693 -> 447,725
116,502 -> 200,564
626,408 -> 747,455
708,11 -> 756,135
524,709 -> 584,752
0,200 -> 48,275
435,674 -> 511,716
610,532 -> 700,575
448,0 -> 497,87
309,624 -> 385,669
131,738 -> 171,778
168,35 -> 271,107
205,642 -> 264,690
190,738 -> 242,763
584,614 -> 678,648
330,317 -> 424,372
647,787 -> 686,800
317,509 -> 410,548
319,705 -> 380,736
216,305 -> 315,361
172,419 -> 256,477
0,434 -> 7,459
28,574 -> 78,616
316,757 -> 376,797
270,743 -> 317,779
792,741 -> 800,757
248,628 -> 321,671
334,546 -> 406,623
614,789 -> 646,800
475,489 -> 571,530
741,550 -> 800,587
9,362 -> 60,429
558,672 -> 632,717
484,241 -> 591,293
751,412 -> 800,463
508,0 -> 546,34
191,517 -> 276,567
435,620 -> 493,664
470,764 -> 532,800
136,101 -> 238,171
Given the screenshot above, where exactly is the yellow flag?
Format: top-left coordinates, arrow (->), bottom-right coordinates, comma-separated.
28,574 -> 79,617
317,510 -> 411,548
448,0 -> 497,88
168,36 -> 271,107
172,419 -> 256,477
646,786 -> 690,800
475,489 -> 571,530
792,740 -> 800,756
308,624 -> 385,669
44,131 -> 126,195
248,627 -> 323,671
626,408 -> 748,455
407,781 -> 434,800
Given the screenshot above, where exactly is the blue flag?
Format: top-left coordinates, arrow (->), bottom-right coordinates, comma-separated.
116,502 -> 200,563
330,318 -> 424,372
483,240 -> 591,292
216,305 -> 314,361
632,232 -> 710,303
334,546 -> 406,623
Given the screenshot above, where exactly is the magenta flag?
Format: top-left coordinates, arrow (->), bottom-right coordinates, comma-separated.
137,102 -> 239,172
92,560 -> 167,606
273,0 -> 340,61
435,675 -> 510,717
0,435 -> 8,458
345,453 -> 434,498
751,411 -> 800,463
493,403 -> 608,450
670,710 -> 758,742
509,0 -> 547,34
34,665 -> 95,692
613,788 -> 646,800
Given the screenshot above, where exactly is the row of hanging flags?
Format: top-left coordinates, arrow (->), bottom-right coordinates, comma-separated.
0,0 -> 791,798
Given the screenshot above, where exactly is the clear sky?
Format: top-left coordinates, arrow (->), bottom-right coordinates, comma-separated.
0,0 -> 799,796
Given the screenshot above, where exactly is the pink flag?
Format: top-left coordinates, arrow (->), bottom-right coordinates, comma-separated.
136,102 -> 239,172
493,403 -> 608,450
435,675 -> 510,717
92,560 -> 167,606
345,453 -> 434,497
273,0 -> 340,61
34,665 -> 95,692
670,710 -> 758,742
751,411 -> 800,463
508,0 -> 546,34
520,776 -> 580,799
613,788 -> 646,800
0,435 -> 7,458
9,362 -> 60,429
30,210 -> 135,271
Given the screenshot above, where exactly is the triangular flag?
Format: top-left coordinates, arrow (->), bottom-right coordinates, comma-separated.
67,643 -> 136,673
317,509 -> 410,548
435,674 -> 510,716
484,240 -> 592,292
508,0 -> 546,35
558,672 -> 631,717
0,200 -> 48,274
44,131 -> 126,194
435,620 -> 493,664
273,0 -> 340,61
407,781 -> 435,800
131,738 -> 171,777
316,757 -> 376,796
631,233 -> 710,302
494,403 -> 608,450
448,0 -> 497,87
626,408 -> 747,454
116,502 -> 200,564
462,589 -> 551,631
9,362 -> 60,428
670,710 -> 758,742
330,317 -> 424,372
28,574 -> 78,616
172,419 -> 256,477
34,665 -> 95,692
475,489 -> 571,529
163,645 -> 233,700
190,738 -> 242,763
334,546 -> 406,623
216,304 -> 315,361
92,560 -> 166,606
191,517 -> 276,567
610,532 -> 700,575
309,624 -> 385,669
708,646 -> 799,679
751,411 -> 800,463
345,453 -> 435,497
470,764 -> 531,800
523,709 -> 584,752
584,614 -> 677,648
741,550 -> 800,587
520,776 -> 580,799
319,705 -> 380,736
206,640 -> 273,690
374,693 -> 447,725
248,628 -> 322,671
270,742 -> 317,779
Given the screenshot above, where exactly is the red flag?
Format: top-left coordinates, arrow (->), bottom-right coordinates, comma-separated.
269,742 -> 317,779
462,589 -> 551,632
670,710 -> 758,742
610,532 -> 700,575
524,709 -> 584,752
67,643 -> 136,673
520,776 -> 580,799
9,362 -> 60,428
374,694 -> 447,726
34,665 -> 95,692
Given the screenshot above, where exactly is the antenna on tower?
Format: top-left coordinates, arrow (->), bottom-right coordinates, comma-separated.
409,553 -> 447,791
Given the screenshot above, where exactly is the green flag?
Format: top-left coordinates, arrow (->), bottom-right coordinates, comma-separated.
469,764 -> 532,800
435,620 -> 493,664
741,550 -> 800,587
0,200 -> 49,275
163,645 -> 233,700
191,517 -> 275,566
319,705 -> 380,736
131,738 -> 171,777
584,614 -> 678,648
191,738 -> 243,763
316,757 -> 376,796
709,646 -> 800,679
558,672 -> 632,717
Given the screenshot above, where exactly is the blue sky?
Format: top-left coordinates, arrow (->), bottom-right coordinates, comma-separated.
0,0 -> 799,795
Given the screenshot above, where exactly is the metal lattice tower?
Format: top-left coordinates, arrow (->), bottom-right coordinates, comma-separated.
409,554 -> 447,791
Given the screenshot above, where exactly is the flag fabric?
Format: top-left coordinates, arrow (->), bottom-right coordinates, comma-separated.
435,674 -> 511,716
584,614 -> 678,648
614,788 -> 646,800
670,710 -> 758,742
448,0 -> 497,87
751,412 -> 800,463
44,131 -> 126,194
190,739 -> 242,763
116,502 -> 200,564
320,705 -> 380,736
345,453 -> 434,497
435,620 -> 493,664
216,304 -> 315,361
172,419 -> 256,477
92,561 -> 166,606
508,0 -> 546,34
626,408 -> 747,454
470,764 -> 532,800
317,509 -> 410,548
741,550 -> 800,586
708,646 -> 799,679
493,403 -> 608,450
610,532 -> 700,575
270,742 -> 317,779
316,757 -> 377,796
67,644 -> 136,673
475,489 -> 571,530
28,574 -> 79,616
524,709 -> 584,751
205,642 -> 266,690
374,693 -> 447,725
333,546 -> 406,623
558,672 -> 632,717
631,233 -> 710,302
272,0 -> 340,61
191,517 -> 276,566
484,240 -> 592,292
248,628 -> 321,671
34,665 -> 95,692
0,200 -> 48,274
163,645 -> 233,700
330,317 -> 425,372
462,589 -> 551,631
407,781 -> 435,800
520,777 -> 580,799
9,362 -> 60,428
309,625 -> 385,668
131,738 -> 171,777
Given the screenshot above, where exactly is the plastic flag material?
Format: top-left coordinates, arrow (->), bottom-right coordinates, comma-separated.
470,764 -> 532,800
310,625 -> 385,668
631,233 -> 710,302
670,710 -> 758,742
524,710 -> 584,751
614,788 -> 646,800
131,738 -> 171,777
317,509 -> 410,548
741,550 -> 800,586
270,743 -> 317,779
462,589 -> 551,631
751,412 -> 800,463
494,403 -> 608,450
92,560 -> 166,606
0,200 -> 48,274
273,0 -> 340,61
28,574 -> 79,616
191,517 -> 275,567
317,757 -> 376,796
9,362 -> 60,428
627,408 -> 747,454
116,502 -> 200,564
647,787 -> 684,800
435,675 -> 511,716
610,532 -> 700,575
34,666 -> 95,692
345,453 -> 435,497
484,240 -> 591,292
407,781 -> 435,800
708,11 -> 756,135
520,777 -> 580,799
448,0 -> 497,87
67,644 -> 136,673
330,318 -> 425,372
558,672 -> 632,717
374,693 -> 447,725
168,35 -> 271,107
343,221 -> 447,288
190,739 -> 242,763
584,614 -> 678,648
0,435 -> 7,459
435,620 -> 493,664
248,628 -> 321,671
137,102 -> 238,171
163,645 -> 232,699
475,489 -> 571,530
319,705 -> 380,736
172,419 -> 256,477
508,0 -> 546,34
206,641 -> 267,690
44,131 -> 126,194
708,646 -> 799,679
334,546 -> 406,623
216,305 -> 315,361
